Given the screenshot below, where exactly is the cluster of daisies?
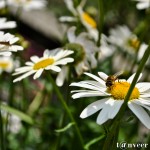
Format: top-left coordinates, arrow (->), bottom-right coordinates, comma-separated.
0,0 -> 150,130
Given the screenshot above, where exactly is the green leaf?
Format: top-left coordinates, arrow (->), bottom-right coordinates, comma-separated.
84,134 -> 105,150
0,104 -> 34,125
55,122 -> 75,133
27,91 -> 43,116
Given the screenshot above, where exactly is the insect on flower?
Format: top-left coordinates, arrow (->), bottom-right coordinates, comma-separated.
105,71 -> 124,88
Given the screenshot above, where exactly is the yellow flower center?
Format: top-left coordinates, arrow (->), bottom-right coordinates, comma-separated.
82,12 -> 97,28
33,58 -> 55,70
0,62 -> 10,69
128,38 -> 140,50
107,82 -> 140,100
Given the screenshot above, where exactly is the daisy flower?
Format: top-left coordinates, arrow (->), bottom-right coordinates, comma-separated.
0,18 -> 16,30
0,32 -> 23,56
13,49 -> 74,82
1,106 -> 22,134
8,114 -> 22,134
108,25 -> 148,60
0,0 -> 5,9
0,0 -> 47,11
56,26 -> 98,86
0,56 -> 14,74
60,0 -> 98,41
98,34 -> 115,61
132,0 -> 150,10
70,72 -> 150,129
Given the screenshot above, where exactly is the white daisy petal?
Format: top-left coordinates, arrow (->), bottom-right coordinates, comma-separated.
30,56 -> 39,63
96,104 -> 110,125
72,91 -> 108,99
25,62 -> 34,66
136,98 -> 150,105
133,100 -> 150,111
79,80 -> 106,88
54,58 -> 74,65
127,73 -> 142,83
59,16 -> 77,22
43,49 -> 50,58
70,82 -> 105,91
54,50 -> 73,60
12,68 -> 32,75
0,51 -> 12,56
98,72 -> 108,81
6,0 -> 47,10
33,69 -> 43,79
67,26 -> 76,43
15,66 -> 33,72
80,98 -> 108,118
45,65 -> 61,72
84,72 -> 106,85
56,66 -> 68,87
108,100 -> 124,119
136,2 -> 150,10
13,70 -> 35,83
128,102 -> 150,129
136,83 -> 150,93
140,94 -> 150,98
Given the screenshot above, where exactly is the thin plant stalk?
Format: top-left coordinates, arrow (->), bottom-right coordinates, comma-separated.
97,0 -> 104,46
47,74 -> 84,148
55,67 -> 72,150
0,103 -> 5,150
103,42 -> 150,150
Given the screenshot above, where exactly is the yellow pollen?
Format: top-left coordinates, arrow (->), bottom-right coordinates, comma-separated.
107,82 -> 140,100
33,58 -> 55,70
0,62 -> 9,69
129,38 -> 140,50
82,12 -> 97,28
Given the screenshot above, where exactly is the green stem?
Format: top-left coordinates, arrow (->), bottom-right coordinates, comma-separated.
55,113 -> 65,150
117,42 -> 150,120
47,74 -> 84,148
4,76 -> 14,149
0,103 -> 5,150
111,123 -> 119,150
97,0 -> 104,46
102,121 -> 119,150
55,67 -> 72,150
74,0 -> 80,8
103,42 -> 150,149
84,134 -> 105,150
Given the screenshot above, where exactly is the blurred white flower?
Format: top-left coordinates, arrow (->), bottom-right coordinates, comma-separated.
60,0 -> 98,41
70,72 -> 150,129
0,56 -> 14,74
0,1 -> 5,9
0,32 -> 23,56
0,18 -> 16,30
56,26 -> 98,86
108,25 -> 148,61
0,0 -> 47,11
1,107 -> 22,134
8,114 -> 22,134
98,34 -> 115,61
133,0 -> 150,10
13,49 -> 74,82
